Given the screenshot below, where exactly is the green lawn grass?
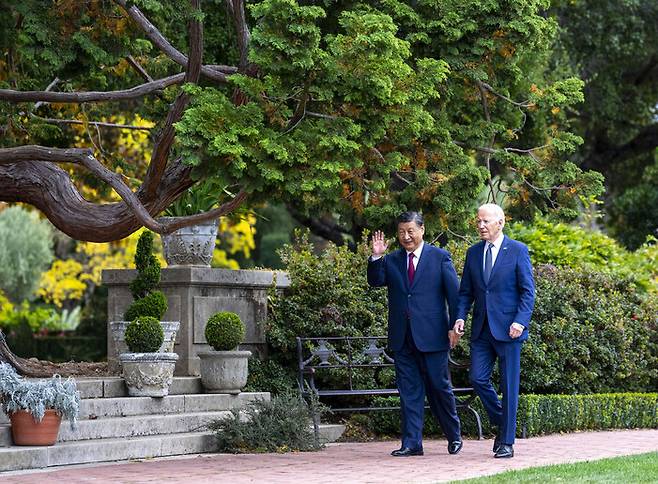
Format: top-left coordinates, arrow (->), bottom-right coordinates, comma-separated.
454,452 -> 658,483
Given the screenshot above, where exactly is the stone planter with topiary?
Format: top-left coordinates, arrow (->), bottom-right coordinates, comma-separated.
197,311 -> 251,394
119,316 -> 178,397
110,231 -> 179,356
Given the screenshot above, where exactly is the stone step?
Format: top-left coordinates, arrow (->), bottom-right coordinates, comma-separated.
67,410 -> 232,442
0,424 -> 345,472
0,431 -> 218,472
78,392 -> 265,419
75,376 -> 203,399
317,423 -> 346,444
0,410 -> 231,445
0,424 -> 10,447
0,392 -> 269,447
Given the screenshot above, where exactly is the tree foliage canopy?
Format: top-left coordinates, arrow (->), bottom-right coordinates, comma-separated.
550,0 -> 658,247
0,0 -> 603,242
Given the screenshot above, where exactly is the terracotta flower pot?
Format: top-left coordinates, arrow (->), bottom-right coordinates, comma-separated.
10,409 -> 62,446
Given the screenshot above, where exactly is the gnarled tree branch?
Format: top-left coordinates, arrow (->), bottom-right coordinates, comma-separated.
142,0 -> 204,199
114,0 -> 234,83
227,0 -> 251,70
0,73 -> 186,103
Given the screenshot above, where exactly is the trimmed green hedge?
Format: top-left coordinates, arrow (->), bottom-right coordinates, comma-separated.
369,393 -> 657,438
519,393 -> 658,436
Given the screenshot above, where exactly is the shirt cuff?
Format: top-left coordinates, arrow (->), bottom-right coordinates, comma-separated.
511,322 -> 525,331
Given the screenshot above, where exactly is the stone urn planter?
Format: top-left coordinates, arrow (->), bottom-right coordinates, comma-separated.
199,311 -> 250,394
198,350 -> 252,394
110,321 -> 179,354
120,316 -> 177,397
159,217 -> 219,267
120,352 -> 179,397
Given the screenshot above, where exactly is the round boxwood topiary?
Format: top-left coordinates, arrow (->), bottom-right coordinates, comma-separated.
123,290 -> 168,321
205,312 -> 245,351
125,316 -> 164,353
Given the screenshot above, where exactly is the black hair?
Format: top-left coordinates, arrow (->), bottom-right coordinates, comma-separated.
396,211 -> 424,227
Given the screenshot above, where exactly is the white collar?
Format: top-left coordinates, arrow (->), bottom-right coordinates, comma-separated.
487,233 -> 505,249
407,241 -> 424,259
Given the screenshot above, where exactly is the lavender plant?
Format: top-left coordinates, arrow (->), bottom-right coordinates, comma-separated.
0,363 -> 80,429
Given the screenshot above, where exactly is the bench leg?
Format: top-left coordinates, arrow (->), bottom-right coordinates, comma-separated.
312,409 -> 320,444
467,405 -> 484,440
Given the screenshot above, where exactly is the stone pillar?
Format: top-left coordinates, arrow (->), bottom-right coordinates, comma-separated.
102,267 -> 290,376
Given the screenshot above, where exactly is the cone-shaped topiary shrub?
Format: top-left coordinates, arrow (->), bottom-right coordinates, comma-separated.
125,316 -> 165,353
124,231 -> 167,321
205,312 -> 245,351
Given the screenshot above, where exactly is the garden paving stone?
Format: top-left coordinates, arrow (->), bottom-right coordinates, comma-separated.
0,429 -> 656,483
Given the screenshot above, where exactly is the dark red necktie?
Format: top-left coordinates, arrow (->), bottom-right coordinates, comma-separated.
408,253 -> 415,283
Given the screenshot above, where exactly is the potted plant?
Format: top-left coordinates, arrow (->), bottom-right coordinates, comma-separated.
158,179 -> 224,267
110,231 -> 179,354
0,362 -> 79,446
119,316 -> 178,397
197,311 -> 251,394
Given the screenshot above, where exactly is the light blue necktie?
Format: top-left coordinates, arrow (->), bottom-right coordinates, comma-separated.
484,243 -> 493,283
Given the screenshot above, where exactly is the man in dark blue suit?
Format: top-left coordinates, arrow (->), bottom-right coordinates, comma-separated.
368,212 -> 462,457
451,204 -> 535,458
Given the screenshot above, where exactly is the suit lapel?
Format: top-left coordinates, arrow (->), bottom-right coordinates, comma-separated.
475,241 -> 487,286
397,249 -> 410,290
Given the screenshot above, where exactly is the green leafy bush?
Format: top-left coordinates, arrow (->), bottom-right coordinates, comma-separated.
369,393 -> 657,438
207,392 -> 326,453
266,231 -> 388,368
205,311 -> 245,351
0,206 -> 54,303
244,357 -> 297,395
520,265 -> 658,394
0,302 -> 57,333
124,316 -> 164,353
507,218 -> 658,293
123,291 -> 167,321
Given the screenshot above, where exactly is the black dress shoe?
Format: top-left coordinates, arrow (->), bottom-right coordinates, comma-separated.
494,444 -> 514,458
492,435 -> 502,453
448,440 -> 463,455
391,447 -> 424,457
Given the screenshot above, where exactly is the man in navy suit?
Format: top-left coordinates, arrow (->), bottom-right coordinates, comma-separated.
368,211 -> 462,457
451,204 -> 535,458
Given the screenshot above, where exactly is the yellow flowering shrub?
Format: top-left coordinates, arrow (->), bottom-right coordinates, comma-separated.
37,229 -> 164,307
37,259 -> 86,307
218,214 -> 256,258
212,215 -> 256,269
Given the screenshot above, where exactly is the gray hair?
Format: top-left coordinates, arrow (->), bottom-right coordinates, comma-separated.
478,204 -> 505,221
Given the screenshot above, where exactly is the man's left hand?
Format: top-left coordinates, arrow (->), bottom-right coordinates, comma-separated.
509,322 -> 524,339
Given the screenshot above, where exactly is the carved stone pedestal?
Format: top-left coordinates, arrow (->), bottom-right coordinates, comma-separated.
103,267 -> 290,376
